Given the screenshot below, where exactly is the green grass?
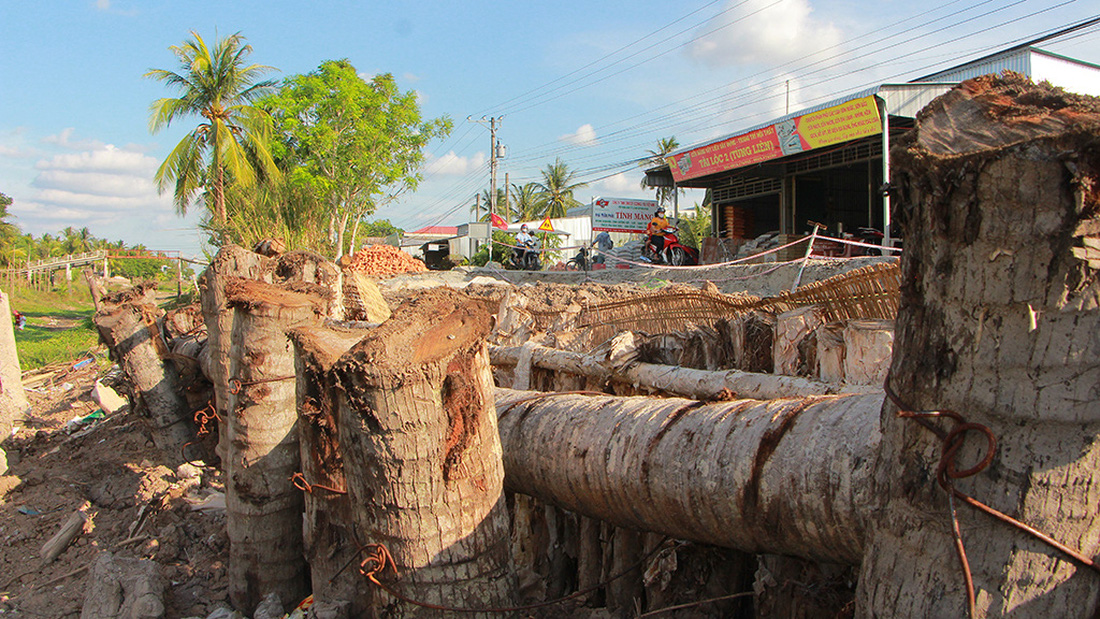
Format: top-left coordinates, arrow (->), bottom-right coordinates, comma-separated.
8,285 -> 101,370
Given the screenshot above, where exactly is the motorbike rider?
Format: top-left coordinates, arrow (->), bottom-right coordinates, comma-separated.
646,207 -> 669,260
514,224 -> 536,266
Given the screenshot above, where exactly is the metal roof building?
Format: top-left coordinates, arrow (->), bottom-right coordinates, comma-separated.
651,26 -> 1100,257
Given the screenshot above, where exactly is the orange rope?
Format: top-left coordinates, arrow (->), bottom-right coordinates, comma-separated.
357,539 -> 672,613
884,371 -> 1100,617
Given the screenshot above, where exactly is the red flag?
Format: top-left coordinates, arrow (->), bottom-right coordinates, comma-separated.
490,213 -> 508,230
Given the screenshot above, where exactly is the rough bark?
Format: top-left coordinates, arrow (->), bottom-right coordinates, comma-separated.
288,323 -> 373,614
224,279 -> 323,614
93,285 -> 192,451
331,288 -> 518,617
857,74 -> 1100,616
199,245 -> 276,464
0,290 -> 30,440
490,343 -> 867,400
496,388 -> 883,565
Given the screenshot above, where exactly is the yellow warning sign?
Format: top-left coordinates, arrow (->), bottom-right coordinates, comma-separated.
538,217 -> 555,232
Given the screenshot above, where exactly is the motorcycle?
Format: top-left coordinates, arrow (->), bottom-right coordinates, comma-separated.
842,227 -> 887,256
641,227 -> 699,266
566,244 -> 594,271
509,240 -> 541,271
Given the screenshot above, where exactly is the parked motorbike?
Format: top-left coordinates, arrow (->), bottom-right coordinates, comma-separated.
509,240 -> 541,271
641,227 -> 699,266
844,227 -> 886,256
566,244 -> 594,271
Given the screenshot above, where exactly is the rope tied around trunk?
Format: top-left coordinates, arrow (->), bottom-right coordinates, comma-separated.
353,538 -> 673,613
289,472 -> 347,495
228,374 -> 296,394
884,371 -> 1100,618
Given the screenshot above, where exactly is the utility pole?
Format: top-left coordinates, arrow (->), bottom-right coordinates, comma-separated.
470,116 -> 504,264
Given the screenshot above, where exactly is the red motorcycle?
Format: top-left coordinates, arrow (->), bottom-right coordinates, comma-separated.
642,227 -> 699,266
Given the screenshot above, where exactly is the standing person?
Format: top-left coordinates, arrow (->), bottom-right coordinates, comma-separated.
12,310 -> 24,331
646,207 -> 669,260
593,230 -> 613,264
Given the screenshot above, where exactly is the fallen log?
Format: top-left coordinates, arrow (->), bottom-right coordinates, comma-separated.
496,388 -> 882,565
489,343 -> 870,400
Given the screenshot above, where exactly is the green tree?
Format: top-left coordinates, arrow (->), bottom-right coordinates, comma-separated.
535,159 -> 586,219
264,59 -> 452,259
146,31 -> 280,232
359,219 -> 404,238
474,187 -> 508,222
509,182 -> 542,222
639,136 -> 680,208
0,193 -> 25,267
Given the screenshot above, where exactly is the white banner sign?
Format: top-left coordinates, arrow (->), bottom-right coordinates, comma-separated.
592,197 -> 658,234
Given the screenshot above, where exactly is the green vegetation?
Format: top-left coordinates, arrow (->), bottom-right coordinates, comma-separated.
261,59 -> 451,258
8,287 -> 100,370
146,31 -> 280,230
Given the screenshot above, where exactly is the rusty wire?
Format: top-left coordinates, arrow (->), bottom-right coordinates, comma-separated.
884,371 -> 1100,618
228,374 -> 296,394
355,538 -> 673,613
289,472 -> 347,496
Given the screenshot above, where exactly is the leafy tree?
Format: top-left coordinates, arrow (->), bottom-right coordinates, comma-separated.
535,159 -> 586,219
264,59 -> 452,259
639,136 -> 681,208
146,31 -> 280,233
359,219 -> 404,238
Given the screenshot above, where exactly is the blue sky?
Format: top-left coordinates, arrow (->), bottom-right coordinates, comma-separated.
2,0 -> 1098,258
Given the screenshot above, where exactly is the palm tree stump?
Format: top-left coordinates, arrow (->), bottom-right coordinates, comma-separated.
331,288 -> 518,617
223,279 -> 324,614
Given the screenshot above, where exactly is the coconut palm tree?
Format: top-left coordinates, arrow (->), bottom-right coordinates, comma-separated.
146,31 -> 279,229
510,182 -> 542,222
535,159 -> 586,219
639,136 -> 680,208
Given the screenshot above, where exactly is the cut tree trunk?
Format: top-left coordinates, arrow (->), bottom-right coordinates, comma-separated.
0,290 -> 30,440
93,284 -> 192,451
224,279 -> 324,614
199,245 -> 276,465
288,323 -> 373,614
331,288 -> 518,617
489,343 -> 867,400
495,388 -> 883,565
856,74 -> 1100,616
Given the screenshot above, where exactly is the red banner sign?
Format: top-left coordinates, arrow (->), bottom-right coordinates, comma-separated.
668,96 -> 882,182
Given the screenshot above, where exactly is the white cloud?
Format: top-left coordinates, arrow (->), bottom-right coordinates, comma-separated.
596,172 -> 639,194
688,0 -> 843,67
425,151 -> 486,175
42,128 -> 106,151
95,0 -> 110,10
9,141 -> 199,251
560,124 -> 598,146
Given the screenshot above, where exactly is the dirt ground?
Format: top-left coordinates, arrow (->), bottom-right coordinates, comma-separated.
0,256 -> 892,618
0,362 -> 229,618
